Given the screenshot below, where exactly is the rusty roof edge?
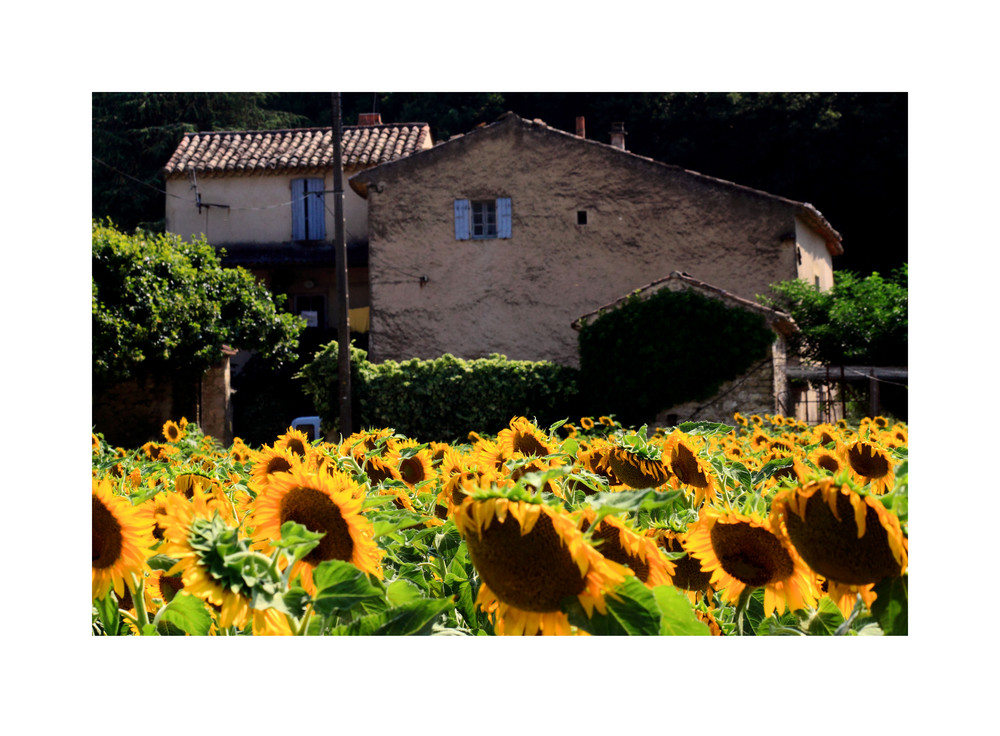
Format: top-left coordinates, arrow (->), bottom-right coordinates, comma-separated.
162,123 -> 432,178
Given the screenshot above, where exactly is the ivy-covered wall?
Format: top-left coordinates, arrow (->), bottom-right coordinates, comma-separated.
577,287 -> 777,427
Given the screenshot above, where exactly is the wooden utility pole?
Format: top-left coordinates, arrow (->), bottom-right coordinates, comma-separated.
332,93 -> 352,438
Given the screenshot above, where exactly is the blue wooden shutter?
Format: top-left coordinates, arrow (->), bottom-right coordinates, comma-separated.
454,199 -> 471,240
497,197 -> 512,238
306,178 -> 326,240
291,178 -> 306,240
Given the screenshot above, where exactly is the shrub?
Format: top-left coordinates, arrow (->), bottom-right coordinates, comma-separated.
297,344 -> 580,442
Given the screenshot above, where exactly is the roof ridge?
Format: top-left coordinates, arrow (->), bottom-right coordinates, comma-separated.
180,123 -> 430,137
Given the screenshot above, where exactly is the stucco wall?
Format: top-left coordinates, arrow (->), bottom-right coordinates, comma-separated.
165,170 -> 368,245
361,120 -> 807,366
795,215 -> 834,290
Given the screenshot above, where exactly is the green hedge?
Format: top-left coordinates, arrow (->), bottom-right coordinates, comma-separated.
577,288 -> 775,427
297,344 -> 581,442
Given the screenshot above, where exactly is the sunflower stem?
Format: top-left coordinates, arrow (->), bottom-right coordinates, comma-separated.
734,586 -> 757,636
294,605 -> 314,636
129,572 -> 149,633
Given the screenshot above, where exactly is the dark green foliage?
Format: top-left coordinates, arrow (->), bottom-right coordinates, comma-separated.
760,265 -> 907,366
92,92 -> 308,232
297,344 -> 581,442
92,220 -> 305,388
577,288 -> 775,427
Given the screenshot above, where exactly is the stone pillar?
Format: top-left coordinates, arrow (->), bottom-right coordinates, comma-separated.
200,346 -> 237,445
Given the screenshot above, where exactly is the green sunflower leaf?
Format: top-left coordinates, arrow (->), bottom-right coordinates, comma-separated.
273,521 -> 324,568
386,578 -> 424,606
563,576 -> 662,636
650,586 -> 711,636
153,592 -> 213,636
146,553 -> 180,572
328,598 -> 455,636
870,575 -> 907,636
585,489 -> 684,524
371,598 -> 455,635
310,560 -> 386,617
796,597 -> 847,636
677,421 -> 734,436
93,593 -> 121,636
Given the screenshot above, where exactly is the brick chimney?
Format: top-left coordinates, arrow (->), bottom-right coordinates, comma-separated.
358,112 -> 382,126
576,116 -> 586,138
610,121 -> 626,150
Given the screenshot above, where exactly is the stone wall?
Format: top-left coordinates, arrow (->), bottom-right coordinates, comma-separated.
653,340 -> 788,427
92,353 -> 234,448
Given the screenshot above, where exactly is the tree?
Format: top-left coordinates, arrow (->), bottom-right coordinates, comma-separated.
92,93 -> 308,232
759,265 -> 908,367
92,220 -> 305,388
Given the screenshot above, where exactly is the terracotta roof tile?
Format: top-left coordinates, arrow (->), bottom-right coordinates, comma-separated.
163,123 -> 433,177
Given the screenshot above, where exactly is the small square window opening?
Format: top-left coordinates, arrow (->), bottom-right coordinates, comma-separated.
577,210 -> 588,225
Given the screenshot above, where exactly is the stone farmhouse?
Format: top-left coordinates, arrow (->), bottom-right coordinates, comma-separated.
156,110 -> 844,433
349,111 -> 842,368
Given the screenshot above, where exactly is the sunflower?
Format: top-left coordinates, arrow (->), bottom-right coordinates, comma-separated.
808,444 -> 844,476
162,420 -> 185,443
580,416 -> 595,431
771,479 -> 907,616
252,607 -> 294,636
250,464 -> 383,593
506,454 -> 565,497
92,478 -> 156,601
842,440 -> 895,495
157,490 -> 253,629
274,427 -> 313,458
603,446 -> 672,489
497,417 -> 556,459
809,423 -> 841,447
248,446 -> 302,493
340,428 -> 395,463
437,467 -> 507,518
664,431 -> 719,506
580,511 -> 674,587
230,437 -> 253,464
648,529 -> 714,603
748,428 -> 773,453
572,441 -> 623,493
140,442 -> 179,462
471,435 -> 507,472
599,416 -> 616,427
364,455 -> 403,486
386,440 -> 436,489
454,494 -> 630,635
684,507 -> 819,618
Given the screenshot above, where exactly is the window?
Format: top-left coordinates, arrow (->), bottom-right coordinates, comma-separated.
472,200 -> 497,238
577,210 -> 588,225
454,198 -> 512,240
291,178 -> 326,241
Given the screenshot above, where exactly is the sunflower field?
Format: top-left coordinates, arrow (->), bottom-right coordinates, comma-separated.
91,412 -> 907,636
